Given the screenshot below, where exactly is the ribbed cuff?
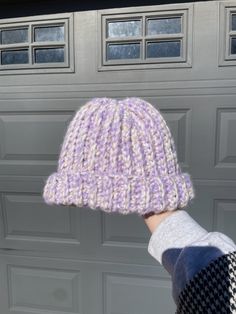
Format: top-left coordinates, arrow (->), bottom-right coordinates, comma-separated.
147,210 -> 208,270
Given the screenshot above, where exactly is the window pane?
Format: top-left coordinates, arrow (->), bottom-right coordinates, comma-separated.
107,43 -> 140,60
232,14 -> 236,31
1,28 -> 28,44
107,20 -> 141,38
147,17 -> 181,35
146,41 -> 181,58
34,25 -> 64,42
231,37 -> 236,54
35,47 -> 64,63
1,49 -> 29,65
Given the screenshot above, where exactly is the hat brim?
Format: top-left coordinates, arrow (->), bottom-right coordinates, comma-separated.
43,171 -> 195,215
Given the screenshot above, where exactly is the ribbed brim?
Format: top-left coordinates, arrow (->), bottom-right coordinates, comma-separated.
43,170 -> 195,215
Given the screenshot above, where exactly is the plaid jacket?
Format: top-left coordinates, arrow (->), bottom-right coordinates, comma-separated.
176,251 -> 236,314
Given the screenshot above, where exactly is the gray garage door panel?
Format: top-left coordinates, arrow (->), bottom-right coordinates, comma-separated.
0,253 -> 175,314
189,181 -> 236,240
1,95 -> 235,179
0,1 -> 236,314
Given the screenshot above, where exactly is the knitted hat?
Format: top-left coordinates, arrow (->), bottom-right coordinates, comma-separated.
43,97 -> 195,216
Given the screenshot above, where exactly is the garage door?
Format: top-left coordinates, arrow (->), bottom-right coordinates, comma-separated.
0,1 -> 236,313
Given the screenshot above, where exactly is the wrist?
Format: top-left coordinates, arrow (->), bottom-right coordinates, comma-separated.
143,210 -> 177,233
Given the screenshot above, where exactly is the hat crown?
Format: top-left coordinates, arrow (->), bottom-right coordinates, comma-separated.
57,97 -> 180,178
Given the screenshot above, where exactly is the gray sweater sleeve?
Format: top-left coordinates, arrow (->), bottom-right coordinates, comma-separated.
147,210 -> 236,304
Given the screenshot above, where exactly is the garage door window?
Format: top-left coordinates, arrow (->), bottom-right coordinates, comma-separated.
99,6 -> 193,70
230,14 -> 236,54
219,3 -> 236,66
0,13 -> 74,74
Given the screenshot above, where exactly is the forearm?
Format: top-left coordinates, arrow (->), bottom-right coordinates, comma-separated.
144,210 -> 236,304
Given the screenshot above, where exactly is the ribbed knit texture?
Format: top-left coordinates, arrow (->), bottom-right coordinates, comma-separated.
43,97 -> 195,215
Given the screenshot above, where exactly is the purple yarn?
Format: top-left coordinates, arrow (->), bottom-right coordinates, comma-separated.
43,97 -> 195,215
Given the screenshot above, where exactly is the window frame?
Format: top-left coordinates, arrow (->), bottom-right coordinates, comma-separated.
98,4 -> 193,71
219,2 -> 236,66
0,13 -> 74,74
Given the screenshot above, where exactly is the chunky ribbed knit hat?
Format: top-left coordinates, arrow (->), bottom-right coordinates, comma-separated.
43,97 -> 194,215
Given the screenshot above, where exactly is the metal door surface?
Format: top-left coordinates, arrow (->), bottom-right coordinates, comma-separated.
0,1 -> 235,313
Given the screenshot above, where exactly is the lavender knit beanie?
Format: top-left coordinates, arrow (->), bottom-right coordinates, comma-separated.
43,97 -> 195,216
